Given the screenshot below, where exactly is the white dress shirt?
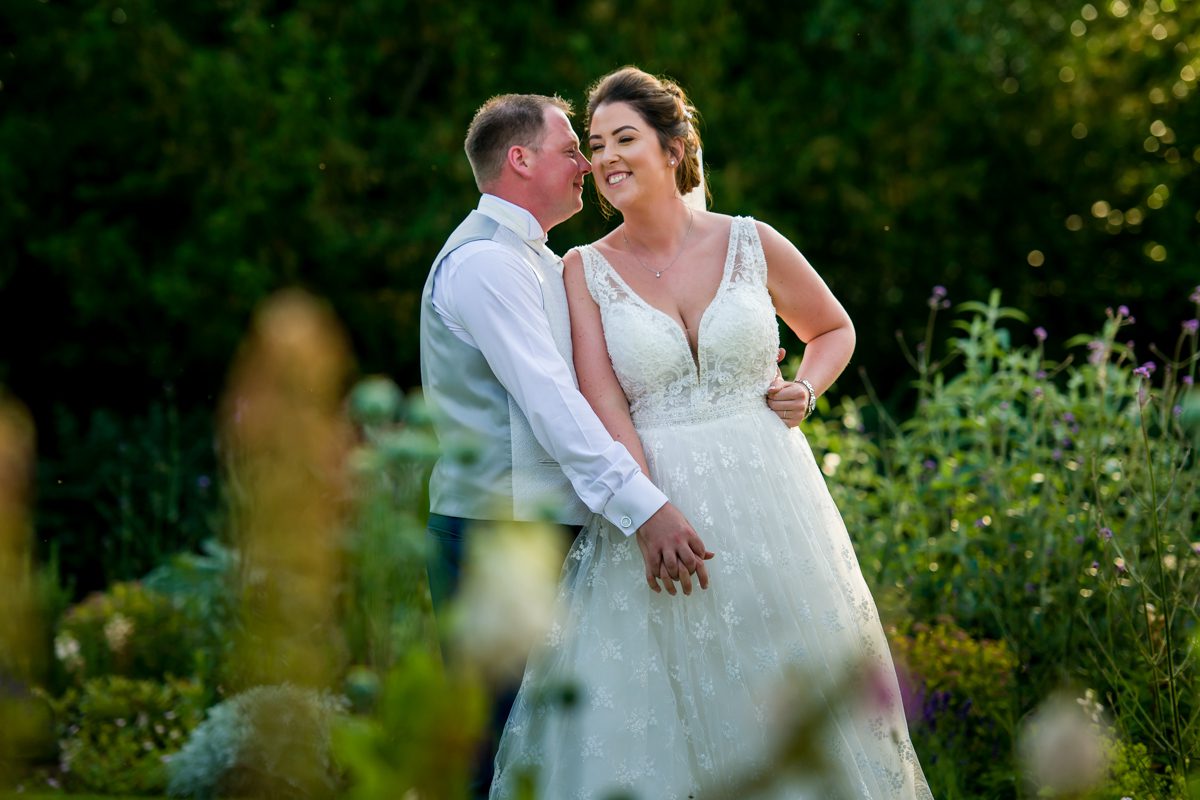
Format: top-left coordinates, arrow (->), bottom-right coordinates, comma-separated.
430,194 -> 666,534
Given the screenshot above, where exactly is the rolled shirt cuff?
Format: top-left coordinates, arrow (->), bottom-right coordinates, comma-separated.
600,472 -> 668,536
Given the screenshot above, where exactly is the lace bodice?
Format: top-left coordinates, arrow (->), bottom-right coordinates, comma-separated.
579,216 -> 780,428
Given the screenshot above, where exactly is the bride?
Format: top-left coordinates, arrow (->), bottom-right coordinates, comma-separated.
490,66 -> 932,800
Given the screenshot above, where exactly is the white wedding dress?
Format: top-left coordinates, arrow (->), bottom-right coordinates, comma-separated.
491,217 -> 932,800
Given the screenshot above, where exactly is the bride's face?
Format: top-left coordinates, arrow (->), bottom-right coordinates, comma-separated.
588,101 -> 678,210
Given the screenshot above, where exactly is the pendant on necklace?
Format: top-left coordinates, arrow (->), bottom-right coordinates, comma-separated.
655,272 -> 662,278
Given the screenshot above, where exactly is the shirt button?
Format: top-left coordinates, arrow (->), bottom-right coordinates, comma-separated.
620,515 -> 633,529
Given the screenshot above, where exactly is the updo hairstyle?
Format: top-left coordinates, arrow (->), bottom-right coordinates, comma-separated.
586,66 -> 707,204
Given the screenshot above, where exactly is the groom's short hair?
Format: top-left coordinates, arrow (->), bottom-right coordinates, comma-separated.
465,94 -> 573,191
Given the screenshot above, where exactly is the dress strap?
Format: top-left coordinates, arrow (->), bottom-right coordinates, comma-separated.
578,244 -> 629,312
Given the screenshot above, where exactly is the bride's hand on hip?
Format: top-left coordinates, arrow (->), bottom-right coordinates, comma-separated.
767,376 -> 811,428
636,502 -> 715,596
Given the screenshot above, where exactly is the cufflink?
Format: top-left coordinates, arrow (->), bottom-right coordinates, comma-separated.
620,515 -> 633,529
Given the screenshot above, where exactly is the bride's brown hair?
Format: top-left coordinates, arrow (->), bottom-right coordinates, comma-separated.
586,66 -> 708,211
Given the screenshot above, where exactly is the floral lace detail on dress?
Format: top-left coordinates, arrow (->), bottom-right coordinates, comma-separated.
578,217 -> 780,428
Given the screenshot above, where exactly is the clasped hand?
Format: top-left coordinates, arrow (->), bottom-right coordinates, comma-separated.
635,502 -> 715,596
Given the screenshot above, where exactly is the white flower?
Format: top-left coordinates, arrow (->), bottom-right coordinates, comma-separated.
103,612 -> 135,652
450,520 -> 566,683
1019,691 -> 1111,797
54,633 -> 83,671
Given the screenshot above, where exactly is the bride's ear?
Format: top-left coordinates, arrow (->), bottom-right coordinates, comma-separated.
668,139 -> 685,167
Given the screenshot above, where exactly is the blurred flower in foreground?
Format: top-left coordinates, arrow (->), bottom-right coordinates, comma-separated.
1018,689 -> 1111,798
450,520 -> 566,684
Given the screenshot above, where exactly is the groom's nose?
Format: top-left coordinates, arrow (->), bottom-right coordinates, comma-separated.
577,153 -> 592,174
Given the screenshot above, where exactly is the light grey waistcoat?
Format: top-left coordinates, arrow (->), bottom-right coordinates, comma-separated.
419,210 -> 588,524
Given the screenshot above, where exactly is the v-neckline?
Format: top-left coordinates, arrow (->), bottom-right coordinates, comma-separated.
590,218 -> 739,376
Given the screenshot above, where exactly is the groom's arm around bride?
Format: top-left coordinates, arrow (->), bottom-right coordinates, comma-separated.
419,92 -> 713,602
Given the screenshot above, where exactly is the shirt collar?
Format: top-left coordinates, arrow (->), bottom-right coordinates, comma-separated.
477,194 -> 548,248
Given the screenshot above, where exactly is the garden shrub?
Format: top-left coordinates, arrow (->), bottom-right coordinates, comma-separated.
805,290 -> 1200,793
49,675 -> 205,795
167,684 -> 349,800
54,580 -> 207,685
886,618 -> 1018,797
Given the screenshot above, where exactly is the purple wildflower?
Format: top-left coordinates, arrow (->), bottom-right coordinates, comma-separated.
1190,285 -> 1200,304
1099,527 -> 1113,541
1184,319 -> 1199,334
928,285 -> 948,308
1052,448 -> 1063,461
1074,535 -> 1085,545
1033,387 -> 1044,399
923,459 -> 937,471
1034,326 -> 1047,342
1184,376 -> 1194,386
1063,412 -> 1075,423
974,518 -> 986,528
1118,305 -> 1130,317
1036,370 -> 1047,380
1133,361 -> 1156,379
1087,340 -> 1106,366
1091,561 -> 1100,570
1174,405 -> 1183,418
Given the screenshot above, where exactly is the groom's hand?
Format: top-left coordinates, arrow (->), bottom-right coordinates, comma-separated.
635,502 -> 714,596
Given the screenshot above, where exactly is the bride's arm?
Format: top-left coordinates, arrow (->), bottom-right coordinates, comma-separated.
757,221 -> 856,426
562,251 -> 652,476
565,250 -> 714,595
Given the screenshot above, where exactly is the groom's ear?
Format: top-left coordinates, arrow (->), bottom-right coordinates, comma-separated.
507,145 -> 535,178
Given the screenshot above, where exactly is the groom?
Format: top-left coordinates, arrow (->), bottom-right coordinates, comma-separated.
419,93 -> 712,794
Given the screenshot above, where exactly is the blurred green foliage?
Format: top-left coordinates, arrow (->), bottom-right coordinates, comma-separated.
886,618 -> 1020,797
1,0 -> 1196,590
54,580 -> 215,689
44,675 -> 206,795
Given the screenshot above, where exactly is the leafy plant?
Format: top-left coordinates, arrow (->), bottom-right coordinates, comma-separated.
54,581 -> 210,686
805,288 -> 1200,795
47,675 -> 205,795
167,684 -> 349,800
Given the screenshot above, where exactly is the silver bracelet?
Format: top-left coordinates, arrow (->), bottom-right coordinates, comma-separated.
798,378 -> 817,418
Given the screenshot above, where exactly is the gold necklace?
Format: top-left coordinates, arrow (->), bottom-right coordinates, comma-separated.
622,208 -> 695,279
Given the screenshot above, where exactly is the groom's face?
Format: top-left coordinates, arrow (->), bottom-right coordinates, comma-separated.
528,106 -> 591,230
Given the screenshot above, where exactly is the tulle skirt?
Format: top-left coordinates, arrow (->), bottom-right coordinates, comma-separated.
491,403 -> 932,800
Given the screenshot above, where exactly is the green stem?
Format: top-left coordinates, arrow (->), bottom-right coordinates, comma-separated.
1138,398 -> 1185,774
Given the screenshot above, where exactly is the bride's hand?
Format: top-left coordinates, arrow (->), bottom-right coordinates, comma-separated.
766,376 -> 810,428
